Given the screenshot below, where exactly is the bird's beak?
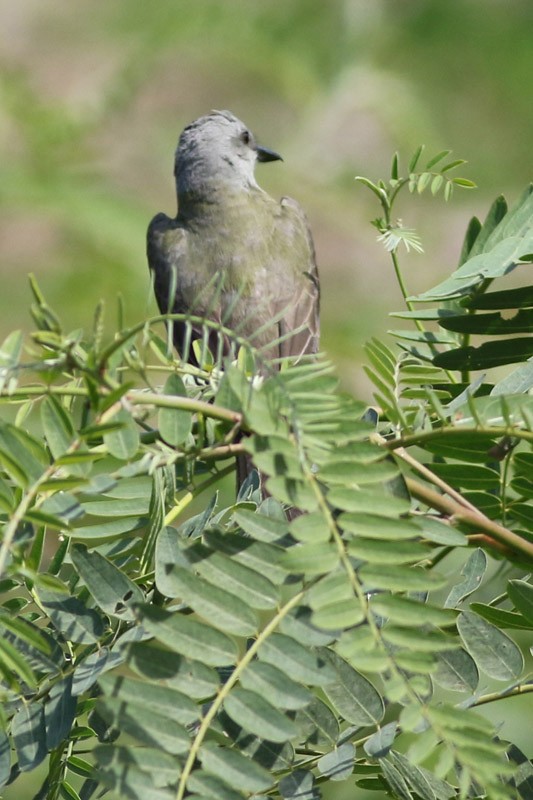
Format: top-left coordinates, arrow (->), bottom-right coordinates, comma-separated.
256,145 -> 283,163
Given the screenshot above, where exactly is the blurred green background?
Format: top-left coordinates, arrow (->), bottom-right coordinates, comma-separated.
1,1 -> 532,798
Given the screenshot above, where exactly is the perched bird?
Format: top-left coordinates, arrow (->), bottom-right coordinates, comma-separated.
147,110 -> 320,494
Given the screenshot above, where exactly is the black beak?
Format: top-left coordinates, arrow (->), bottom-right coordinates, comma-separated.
256,144 -> 283,163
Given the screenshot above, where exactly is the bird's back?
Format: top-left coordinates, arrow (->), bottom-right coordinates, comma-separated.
147,189 -> 319,367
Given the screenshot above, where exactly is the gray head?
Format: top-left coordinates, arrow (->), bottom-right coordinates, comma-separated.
174,110 -> 282,199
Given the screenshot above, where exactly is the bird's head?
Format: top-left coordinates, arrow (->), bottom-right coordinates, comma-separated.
174,110 -> 282,199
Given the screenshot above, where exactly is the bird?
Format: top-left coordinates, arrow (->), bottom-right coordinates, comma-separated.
147,109 -> 320,497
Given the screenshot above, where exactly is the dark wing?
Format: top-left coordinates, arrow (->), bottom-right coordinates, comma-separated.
147,212 -> 185,315
147,212 -> 221,363
272,196 -> 320,361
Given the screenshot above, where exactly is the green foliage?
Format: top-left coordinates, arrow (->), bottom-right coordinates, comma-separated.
1,161 -> 532,800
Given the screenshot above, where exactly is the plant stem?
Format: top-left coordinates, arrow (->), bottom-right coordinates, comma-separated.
405,477 -> 533,561
472,682 -> 533,708
386,425 -> 533,450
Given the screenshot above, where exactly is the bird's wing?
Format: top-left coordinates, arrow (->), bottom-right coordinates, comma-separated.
147,212 -> 233,364
147,212 -> 197,359
147,212 -> 185,315
270,196 -> 320,361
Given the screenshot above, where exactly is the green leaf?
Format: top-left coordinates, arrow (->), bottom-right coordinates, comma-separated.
380,758 -> 412,800
312,599 -> 364,630
470,602 -> 533,630
416,172 -> 432,193
340,512 -> 420,540
279,769 -> 316,799
158,373 -> 192,446
80,496 -> 150,517
452,177 -> 476,188
390,750 -> 456,800
266,476 -> 318,512
348,537 -> 428,564
418,517 -> 468,546
99,675 -> 198,725
179,539 -> 279,610
128,641 -> 219,698
103,407 -> 139,459
0,726 -> 10,788
41,490 -> 84,522
0,635 -> 38,688
204,530 -> 287,585
464,284 -> 533,310
507,743 -> 533,800
361,564 -> 447,592
508,580 -> 533,623
445,548 -> 487,608
70,543 -> 144,620
95,745 -> 180,790
282,542 -> 339,575
0,421 -> 47,486
41,396 -> 75,458
322,650 -> 384,726
0,610 -> 53,655
431,174 -> 444,195
428,463 -> 500,490
187,772 -> 243,800
280,606 -> 336,646
258,633 -> 335,686
307,570 -> 352,610
224,687 -> 298,742
424,433 -> 496,463
382,626 -> 456,652
390,151 -> 399,180
318,459 -> 398,485
294,696 -> 339,746
70,514 -> 146,540
439,308 -> 533,335
12,702 -> 47,771
37,585 -> 104,643
139,604 -> 238,666
240,661 -> 312,710
317,743 -> 355,780
364,722 -> 397,758
98,697 -> 190,755
233,509 -> 289,542
160,565 -> 258,636
426,150 -> 451,169
97,761 -> 175,800
371,596 -> 457,627
217,711 -> 294,771
288,512 -> 330,543
44,677 -> 76,749
200,742 -> 272,793
328,488 -> 410,515
414,196 -> 533,301
0,330 -> 23,391
72,648 -> 121,696
408,145 -> 424,172
246,434 -> 303,479
433,647 -> 479,692
457,610 -> 524,681
434,337 -> 533,371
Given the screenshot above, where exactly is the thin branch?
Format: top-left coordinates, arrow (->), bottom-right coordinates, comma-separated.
471,682 -> 533,708
406,477 -> 533,561
393,445 -> 479,512
386,425 -> 533,450
174,590 -> 304,800
126,390 -> 242,425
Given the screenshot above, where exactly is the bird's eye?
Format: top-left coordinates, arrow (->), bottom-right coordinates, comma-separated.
240,130 -> 251,145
